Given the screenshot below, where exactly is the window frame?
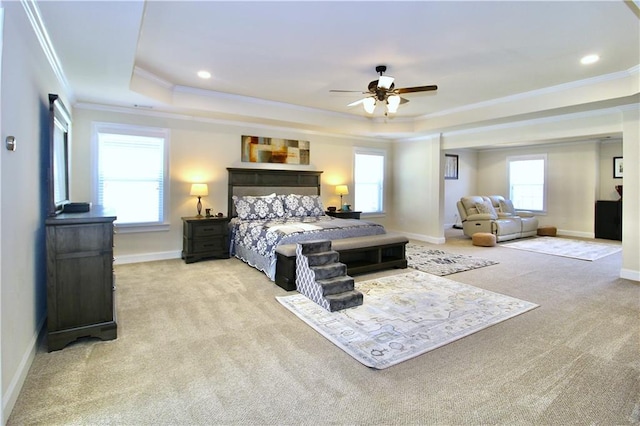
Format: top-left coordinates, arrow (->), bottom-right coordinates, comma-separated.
92,122 -> 171,233
506,153 -> 547,213
353,147 -> 386,216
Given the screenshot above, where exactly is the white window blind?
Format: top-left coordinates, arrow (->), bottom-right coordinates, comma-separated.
354,150 -> 385,213
508,155 -> 546,212
95,124 -> 169,228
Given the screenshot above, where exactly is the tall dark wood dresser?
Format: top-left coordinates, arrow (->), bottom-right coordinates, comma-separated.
45,207 -> 117,351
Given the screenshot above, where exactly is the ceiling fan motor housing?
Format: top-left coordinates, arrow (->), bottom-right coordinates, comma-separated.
368,79 -> 395,101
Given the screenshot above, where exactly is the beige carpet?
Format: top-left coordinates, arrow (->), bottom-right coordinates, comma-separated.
7,230 -> 639,425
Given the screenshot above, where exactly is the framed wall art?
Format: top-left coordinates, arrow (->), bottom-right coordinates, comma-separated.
241,135 -> 310,165
613,156 -> 623,179
444,154 -> 459,180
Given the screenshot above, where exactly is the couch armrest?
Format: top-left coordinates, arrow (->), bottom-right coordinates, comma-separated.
464,213 -> 495,221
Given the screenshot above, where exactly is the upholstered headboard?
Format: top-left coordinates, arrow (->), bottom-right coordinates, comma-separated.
227,168 -> 323,218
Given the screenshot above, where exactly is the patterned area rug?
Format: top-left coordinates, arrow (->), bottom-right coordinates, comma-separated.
277,271 -> 538,369
406,243 -> 499,276
501,237 -> 621,261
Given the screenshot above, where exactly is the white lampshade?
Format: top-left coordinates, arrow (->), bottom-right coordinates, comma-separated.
377,75 -> 394,90
362,97 -> 376,114
335,185 -> 349,196
190,183 -> 208,197
386,95 -> 401,113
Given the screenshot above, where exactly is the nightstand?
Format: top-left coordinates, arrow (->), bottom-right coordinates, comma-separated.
325,210 -> 361,219
182,216 -> 230,263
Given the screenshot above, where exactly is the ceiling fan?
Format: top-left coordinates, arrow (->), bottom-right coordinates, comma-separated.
330,65 -> 438,114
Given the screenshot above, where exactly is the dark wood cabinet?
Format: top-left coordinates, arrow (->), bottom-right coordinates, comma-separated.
325,210 -> 362,219
595,200 -> 622,240
182,216 -> 230,263
45,207 -> 117,351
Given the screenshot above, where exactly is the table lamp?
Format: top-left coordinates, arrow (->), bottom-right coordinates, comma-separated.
190,183 -> 208,217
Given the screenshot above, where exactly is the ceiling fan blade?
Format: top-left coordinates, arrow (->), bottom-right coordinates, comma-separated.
396,85 -> 438,94
347,98 -> 366,107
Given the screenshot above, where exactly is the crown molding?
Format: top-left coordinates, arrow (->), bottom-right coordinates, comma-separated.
132,66 -> 173,89
21,0 -> 73,101
73,102 -> 384,143
418,66 -> 639,121
442,105 -> 625,139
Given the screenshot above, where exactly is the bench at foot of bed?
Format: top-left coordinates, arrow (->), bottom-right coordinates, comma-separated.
274,233 -> 409,291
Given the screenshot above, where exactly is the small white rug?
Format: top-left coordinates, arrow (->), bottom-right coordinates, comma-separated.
501,237 -> 621,261
277,271 -> 538,369
406,243 -> 498,276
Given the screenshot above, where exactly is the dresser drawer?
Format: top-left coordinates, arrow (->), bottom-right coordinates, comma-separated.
193,222 -> 226,238
192,237 -> 228,253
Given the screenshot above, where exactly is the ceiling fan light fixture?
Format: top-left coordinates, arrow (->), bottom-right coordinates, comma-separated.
386,95 -> 401,113
363,97 -> 376,114
378,75 -> 394,90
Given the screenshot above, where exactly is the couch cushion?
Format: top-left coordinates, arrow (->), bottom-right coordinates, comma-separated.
460,196 -> 487,214
499,199 -> 516,215
475,200 -> 498,219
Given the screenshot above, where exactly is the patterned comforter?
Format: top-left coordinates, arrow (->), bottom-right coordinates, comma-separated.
230,216 -> 385,280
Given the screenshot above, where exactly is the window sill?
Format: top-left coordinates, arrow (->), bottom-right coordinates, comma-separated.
114,223 -> 170,234
361,211 -> 386,219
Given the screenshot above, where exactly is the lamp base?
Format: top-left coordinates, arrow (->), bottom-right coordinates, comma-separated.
196,197 -> 203,217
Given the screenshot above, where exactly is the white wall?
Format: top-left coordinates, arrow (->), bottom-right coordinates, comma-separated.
71,107 -> 393,262
0,2 -> 70,421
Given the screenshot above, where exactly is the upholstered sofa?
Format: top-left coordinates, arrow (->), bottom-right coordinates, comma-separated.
456,195 -> 538,242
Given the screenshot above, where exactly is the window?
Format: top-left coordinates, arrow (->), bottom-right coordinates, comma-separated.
354,149 -> 385,214
93,123 -> 170,231
507,154 -> 546,212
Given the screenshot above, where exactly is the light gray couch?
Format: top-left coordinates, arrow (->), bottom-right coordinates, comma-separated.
456,195 -> 538,242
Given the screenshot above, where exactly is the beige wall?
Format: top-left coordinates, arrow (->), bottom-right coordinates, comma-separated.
391,135 -> 445,243
443,150 -> 478,226
598,139 -> 623,200
71,108 -> 392,262
0,2 -> 70,420
621,108 -> 639,281
477,141 -> 600,237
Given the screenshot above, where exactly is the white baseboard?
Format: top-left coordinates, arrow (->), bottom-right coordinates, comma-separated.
556,229 -> 594,239
114,250 -> 181,265
3,318 -> 45,424
391,230 -> 446,245
620,268 -> 640,282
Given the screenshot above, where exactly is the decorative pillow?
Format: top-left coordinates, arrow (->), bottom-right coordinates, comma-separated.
475,201 -> 497,218
499,199 -> 516,215
233,194 -> 285,220
282,194 -> 325,217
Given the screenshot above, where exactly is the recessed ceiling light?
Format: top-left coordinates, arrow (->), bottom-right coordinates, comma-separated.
580,54 -> 600,65
197,70 -> 211,79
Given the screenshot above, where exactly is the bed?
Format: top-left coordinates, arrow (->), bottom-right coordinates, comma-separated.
227,168 -> 407,290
